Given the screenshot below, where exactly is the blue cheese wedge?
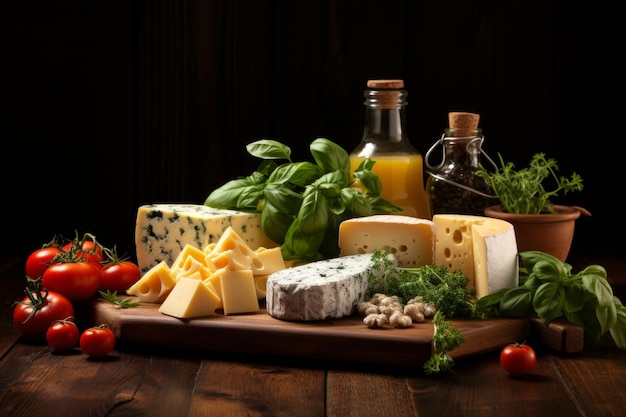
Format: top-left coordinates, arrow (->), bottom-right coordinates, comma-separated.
135,204 -> 276,273
266,254 -> 386,321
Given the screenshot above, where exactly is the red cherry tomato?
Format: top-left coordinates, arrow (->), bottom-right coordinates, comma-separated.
99,261 -> 141,293
500,342 -> 537,376
63,239 -> 104,268
46,318 -> 79,351
80,325 -> 116,358
13,290 -> 75,341
25,247 -> 62,279
42,261 -> 101,302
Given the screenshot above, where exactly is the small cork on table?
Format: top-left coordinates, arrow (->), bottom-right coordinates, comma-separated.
448,112 -> 480,137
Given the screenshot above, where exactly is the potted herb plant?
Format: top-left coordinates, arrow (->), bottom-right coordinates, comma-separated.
476,152 -> 588,261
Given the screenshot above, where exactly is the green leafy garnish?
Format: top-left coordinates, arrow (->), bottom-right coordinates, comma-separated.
99,290 -> 140,309
368,250 -> 482,319
204,138 -> 401,261
423,311 -> 464,375
476,152 -> 583,214
477,251 -> 626,349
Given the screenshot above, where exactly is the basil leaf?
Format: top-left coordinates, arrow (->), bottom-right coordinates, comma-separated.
263,183 -> 303,214
582,273 -> 615,307
299,188 -> 328,235
204,178 -> 254,208
562,284 -> 587,314
267,162 -> 323,186
353,168 -> 382,197
310,138 -> 350,173
595,303 -> 617,335
247,139 -> 292,161
261,202 -> 293,244
341,188 -> 373,217
237,185 -> 264,210
369,196 -> 403,214
499,286 -> 534,317
609,306 -> 626,349
533,282 -> 565,323
280,217 -> 324,261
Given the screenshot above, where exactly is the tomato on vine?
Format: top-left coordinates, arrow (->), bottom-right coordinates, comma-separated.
43,261 -> 101,302
80,325 -> 116,358
500,342 -> 537,376
13,278 -> 75,341
62,232 -> 104,268
46,317 -> 80,351
25,238 -> 62,279
98,246 -> 141,293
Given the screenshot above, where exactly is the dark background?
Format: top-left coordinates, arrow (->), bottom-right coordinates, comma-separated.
4,1 -> 624,262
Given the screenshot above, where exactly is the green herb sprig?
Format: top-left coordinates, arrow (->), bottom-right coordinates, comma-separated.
99,290 -> 140,309
478,251 -> 626,349
476,152 -> 583,214
368,250 -> 481,319
424,311 -> 464,375
204,138 -> 401,261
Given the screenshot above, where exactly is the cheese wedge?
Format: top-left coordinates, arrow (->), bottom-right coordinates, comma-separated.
433,214 -> 518,298
158,277 -> 221,319
338,215 -> 435,267
219,269 -> 260,315
126,261 -> 176,303
206,227 -> 284,275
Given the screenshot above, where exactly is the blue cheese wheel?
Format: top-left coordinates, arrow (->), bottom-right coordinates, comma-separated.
135,204 -> 276,273
266,254 -> 384,321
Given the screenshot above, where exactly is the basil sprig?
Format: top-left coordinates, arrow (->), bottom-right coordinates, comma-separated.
478,251 -> 626,349
204,138 -> 402,261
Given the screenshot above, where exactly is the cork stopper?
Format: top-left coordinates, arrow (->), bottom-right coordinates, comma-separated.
365,79 -> 405,109
448,112 -> 480,137
367,79 -> 404,89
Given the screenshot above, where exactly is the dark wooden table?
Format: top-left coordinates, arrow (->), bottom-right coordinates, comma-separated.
1,251 -> 624,417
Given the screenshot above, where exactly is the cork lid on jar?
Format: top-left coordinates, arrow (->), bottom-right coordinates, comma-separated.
448,112 -> 480,137
367,79 -> 404,89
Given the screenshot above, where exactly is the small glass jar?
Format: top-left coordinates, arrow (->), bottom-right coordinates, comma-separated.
425,128 -> 497,215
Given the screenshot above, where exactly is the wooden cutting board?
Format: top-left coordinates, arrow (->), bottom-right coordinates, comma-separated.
84,298 -> 532,368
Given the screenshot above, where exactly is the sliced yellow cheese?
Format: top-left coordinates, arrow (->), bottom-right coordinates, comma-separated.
206,249 -> 249,271
338,215 -> 435,267
203,271 -> 224,309
253,274 -> 269,299
207,227 -> 279,275
170,244 -> 208,279
158,277 -> 221,319
219,268 -> 260,315
126,261 -> 176,303
433,214 -> 518,298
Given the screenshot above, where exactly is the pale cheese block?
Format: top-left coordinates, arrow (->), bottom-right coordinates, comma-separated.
158,277 -> 221,319
126,261 -> 177,303
219,269 -> 260,315
338,215 -> 435,267
135,204 -> 276,273
169,244 -> 208,279
266,254 -> 385,321
433,214 -> 518,298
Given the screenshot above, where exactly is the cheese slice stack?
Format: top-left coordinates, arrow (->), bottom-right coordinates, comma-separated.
433,214 -> 518,298
129,226 -> 287,318
338,215 -> 435,267
135,204 -> 276,273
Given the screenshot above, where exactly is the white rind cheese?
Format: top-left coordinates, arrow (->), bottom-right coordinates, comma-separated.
135,204 -> 276,273
433,214 -> 518,298
338,215 -> 435,267
266,254 -> 384,321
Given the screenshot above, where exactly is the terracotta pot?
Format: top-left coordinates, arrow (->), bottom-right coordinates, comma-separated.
483,204 -> 582,262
